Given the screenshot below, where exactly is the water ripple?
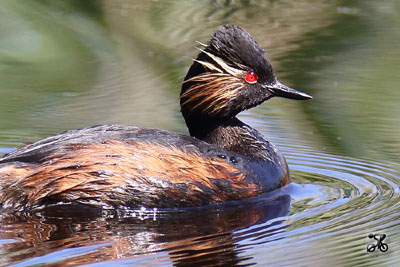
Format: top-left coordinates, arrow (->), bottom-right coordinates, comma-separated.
227,145 -> 400,266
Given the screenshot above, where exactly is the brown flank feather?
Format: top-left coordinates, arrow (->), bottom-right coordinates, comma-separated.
0,140 -> 254,210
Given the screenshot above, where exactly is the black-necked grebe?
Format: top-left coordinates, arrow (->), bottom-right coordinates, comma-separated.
0,25 -> 312,211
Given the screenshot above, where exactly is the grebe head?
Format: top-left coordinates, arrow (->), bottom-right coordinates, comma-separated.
180,25 -> 312,124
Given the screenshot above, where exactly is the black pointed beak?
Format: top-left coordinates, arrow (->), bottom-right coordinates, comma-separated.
265,81 -> 312,100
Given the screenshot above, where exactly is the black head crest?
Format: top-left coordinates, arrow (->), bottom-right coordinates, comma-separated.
207,25 -> 275,84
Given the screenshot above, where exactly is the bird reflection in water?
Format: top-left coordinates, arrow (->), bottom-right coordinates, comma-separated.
0,193 -> 290,266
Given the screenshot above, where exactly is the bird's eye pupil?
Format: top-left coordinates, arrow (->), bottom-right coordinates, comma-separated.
245,72 -> 258,84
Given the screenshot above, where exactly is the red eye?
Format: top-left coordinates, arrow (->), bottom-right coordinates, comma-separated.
245,72 -> 258,84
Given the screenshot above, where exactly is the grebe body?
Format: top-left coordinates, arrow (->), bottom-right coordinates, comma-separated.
0,25 -> 311,211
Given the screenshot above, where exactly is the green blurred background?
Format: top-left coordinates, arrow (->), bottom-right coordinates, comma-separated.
0,0 -> 399,165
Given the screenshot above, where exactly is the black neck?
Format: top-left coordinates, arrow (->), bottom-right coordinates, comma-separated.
186,116 -> 276,160
185,116 -> 225,140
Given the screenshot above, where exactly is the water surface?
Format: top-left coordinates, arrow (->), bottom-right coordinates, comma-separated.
0,0 -> 399,266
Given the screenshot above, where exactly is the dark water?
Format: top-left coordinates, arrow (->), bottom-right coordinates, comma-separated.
1,0 -> 399,266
